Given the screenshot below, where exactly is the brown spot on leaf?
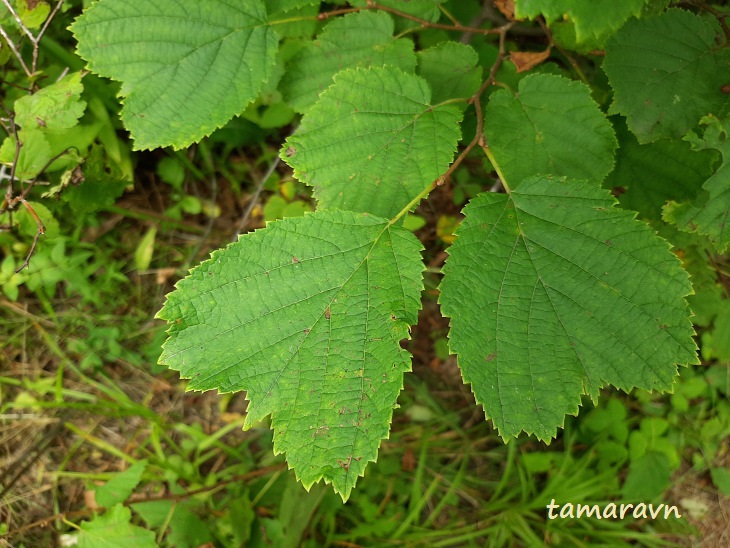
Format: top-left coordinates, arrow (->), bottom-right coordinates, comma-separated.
324,307 -> 330,320
721,84 -> 730,94
292,256 -> 299,263
285,146 -> 296,157
485,353 -> 495,362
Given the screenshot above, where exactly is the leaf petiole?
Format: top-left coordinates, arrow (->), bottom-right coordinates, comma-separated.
388,179 -> 438,226
480,143 -> 512,194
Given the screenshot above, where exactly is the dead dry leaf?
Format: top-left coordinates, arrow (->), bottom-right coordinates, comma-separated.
510,49 -> 552,73
494,0 -> 516,21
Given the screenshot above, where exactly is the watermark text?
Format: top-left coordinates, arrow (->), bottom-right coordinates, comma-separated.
546,499 -> 681,520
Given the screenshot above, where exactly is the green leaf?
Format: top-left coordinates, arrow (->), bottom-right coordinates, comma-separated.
623,451 -> 670,500
71,0 -> 278,150
17,200 -> 59,239
14,0 -> 50,29
277,478 -> 326,547
711,467 -> 730,496
603,9 -> 730,143
279,12 -> 416,113
78,504 -> 157,548
663,115 -> 730,252
15,72 -> 86,131
95,459 -> 148,508
417,42 -> 482,105
61,145 -> 129,214
267,0 -> 319,12
134,228 -> 157,271
515,0 -> 647,42
439,176 -> 697,440
158,210 -> 424,500
283,66 -> 462,218
709,301 -> 730,361
266,4 -> 319,39
607,117 -> 717,221
485,74 -> 617,188
133,500 -> 213,548
0,128 -> 52,179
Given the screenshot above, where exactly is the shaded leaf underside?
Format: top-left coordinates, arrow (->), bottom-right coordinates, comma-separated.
440,177 -> 697,440
158,211 -> 424,500
516,0 -> 647,41
664,115 -> 730,252
283,66 -> 462,219
607,117 -> 716,221
71,0 -> 277,150
280,11 -> 416,113
603,9 -> 730,143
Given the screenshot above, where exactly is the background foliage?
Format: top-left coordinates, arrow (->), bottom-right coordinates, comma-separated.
1,0 -> 728,546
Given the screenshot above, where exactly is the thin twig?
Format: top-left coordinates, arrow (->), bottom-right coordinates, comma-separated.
2,465 -> 286,539
438,4 -> 461,27
0,23 -> 31,77
2,110 -> 21,207
445,23 -> 513,182
388,22 -> 514,225
14,200 -> 45,272
0,0 -> 65,77
461,1 -> 504,44
0,77 -> 32,93
317,1 -> 506,35
0,420 -> 65,500
692,0 -> 730,41
21,146 -> 77,199
233,155 -> 280,240
537,19 -> 588,84
0,0 -> 34,42
183,172 -> 220,268
33,0 -> 65,73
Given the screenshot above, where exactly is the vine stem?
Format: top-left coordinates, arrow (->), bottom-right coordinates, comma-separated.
272,1 -> 507,35
389,21 -> 514,225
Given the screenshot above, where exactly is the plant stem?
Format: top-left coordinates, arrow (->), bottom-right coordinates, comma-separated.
388,22 -> 514,225
389,181 -> 438,226
272,1 -> 506,35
